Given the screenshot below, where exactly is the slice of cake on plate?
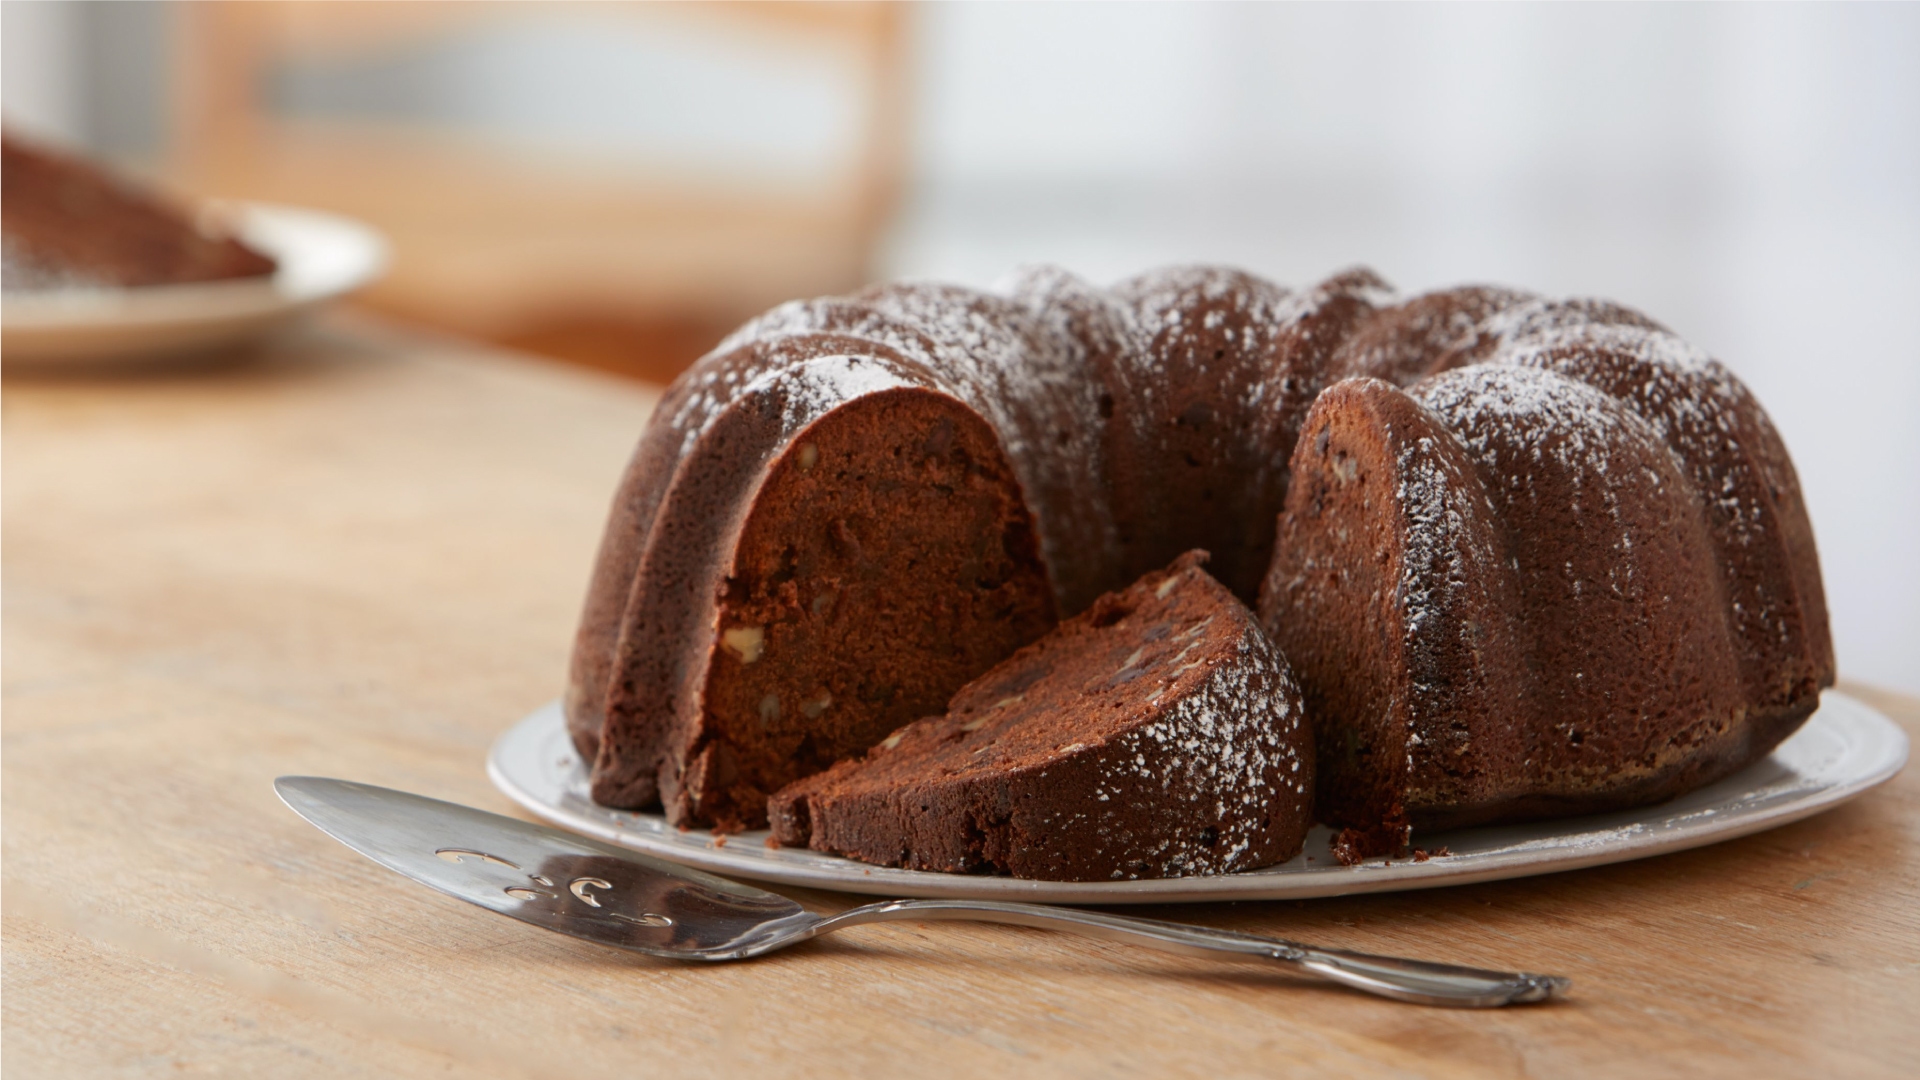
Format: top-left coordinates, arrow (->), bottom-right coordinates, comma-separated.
769,551 -> 1315,881
1,132 -> 275,291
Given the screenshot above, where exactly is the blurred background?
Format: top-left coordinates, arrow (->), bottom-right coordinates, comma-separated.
3,0 -> 1916,694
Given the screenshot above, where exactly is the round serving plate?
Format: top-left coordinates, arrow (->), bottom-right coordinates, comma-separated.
489,690 -> 1906,905
2,201 -> 387,368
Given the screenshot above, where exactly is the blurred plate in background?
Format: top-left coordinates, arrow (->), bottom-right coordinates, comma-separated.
2,201 -> 386,368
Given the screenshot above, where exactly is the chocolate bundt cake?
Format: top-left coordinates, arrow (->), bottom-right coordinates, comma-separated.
769,552 -> 1313,880
1,133 -> 275,291
565,263 -> 1833,862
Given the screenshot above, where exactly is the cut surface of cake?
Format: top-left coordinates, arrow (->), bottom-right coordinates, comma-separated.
565,263 -> 1833,856
1,133 -> 276,291
769,552 -> 1313,880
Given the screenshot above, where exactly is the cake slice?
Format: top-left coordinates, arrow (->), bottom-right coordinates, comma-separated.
1,133 -> 276,291
768,551 -> 1314,881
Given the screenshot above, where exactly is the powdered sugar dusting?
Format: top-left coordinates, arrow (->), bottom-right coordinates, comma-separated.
1071,628 -> 1310,878
1419,363 -> 1636,466
1386,423 -> 1508,718
750,354 -> 917,432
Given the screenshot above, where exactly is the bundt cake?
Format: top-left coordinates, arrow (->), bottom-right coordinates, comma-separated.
565,263 -> 1832,864
1,133 -> 276,291
769,551 -> 1314,880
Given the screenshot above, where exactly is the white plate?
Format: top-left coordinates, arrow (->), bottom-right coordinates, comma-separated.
489,690 -> 1906,905
2,201 -> 387,367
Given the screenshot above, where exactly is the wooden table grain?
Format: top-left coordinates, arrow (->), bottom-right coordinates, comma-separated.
5,319 -> 1916,1079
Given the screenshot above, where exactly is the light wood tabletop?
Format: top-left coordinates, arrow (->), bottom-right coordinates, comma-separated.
5,319 -> 1916,1079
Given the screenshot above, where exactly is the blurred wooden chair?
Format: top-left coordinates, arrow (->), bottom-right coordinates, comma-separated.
170,1 -> 909,383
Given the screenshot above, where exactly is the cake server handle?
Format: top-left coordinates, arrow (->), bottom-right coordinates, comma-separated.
812,898 -> 1569,1007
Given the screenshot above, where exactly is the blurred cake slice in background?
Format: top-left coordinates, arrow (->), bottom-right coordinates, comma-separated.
1,133 -> 275,292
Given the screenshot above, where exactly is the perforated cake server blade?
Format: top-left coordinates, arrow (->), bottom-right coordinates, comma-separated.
275,776 -> 1569,1007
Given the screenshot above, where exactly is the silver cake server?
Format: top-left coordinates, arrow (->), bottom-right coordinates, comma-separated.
275,776 -> 1569,1007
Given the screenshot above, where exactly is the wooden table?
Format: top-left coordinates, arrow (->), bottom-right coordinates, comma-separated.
6,318 -> 1916,1078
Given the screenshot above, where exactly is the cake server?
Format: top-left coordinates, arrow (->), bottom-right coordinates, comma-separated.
275,776 -> 1569,1007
